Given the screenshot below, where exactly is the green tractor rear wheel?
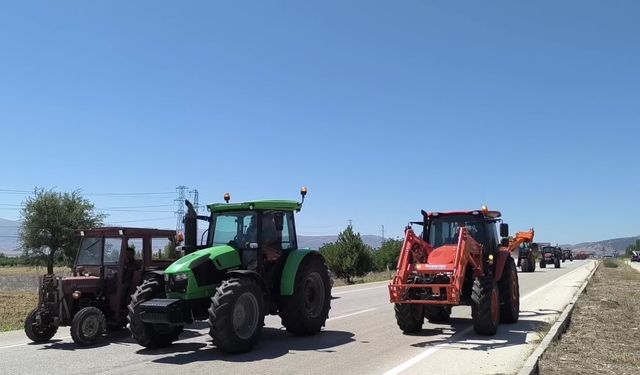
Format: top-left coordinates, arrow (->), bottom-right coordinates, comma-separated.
279,255 -> 331,335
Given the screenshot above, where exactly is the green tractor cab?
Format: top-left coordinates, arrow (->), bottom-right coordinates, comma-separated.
128,187 -> 332,353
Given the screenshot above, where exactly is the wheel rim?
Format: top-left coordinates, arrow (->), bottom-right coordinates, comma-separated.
303,272 -> 325,318
82,314 -> 100,338
491,287 -> 499,323
511,271 -> 519,306
233,292 -> 259,340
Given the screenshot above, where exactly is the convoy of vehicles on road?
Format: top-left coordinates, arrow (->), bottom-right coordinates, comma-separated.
21,192 -> 579,354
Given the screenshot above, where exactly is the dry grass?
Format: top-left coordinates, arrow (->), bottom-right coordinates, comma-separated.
539,261 -> 640,375
0,291 -> 38,332
0,266 -> 69,276
0,266 -> 71,293
333,270 -> 394,287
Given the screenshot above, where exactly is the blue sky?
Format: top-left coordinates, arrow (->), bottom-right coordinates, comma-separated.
0,1 -> 638,244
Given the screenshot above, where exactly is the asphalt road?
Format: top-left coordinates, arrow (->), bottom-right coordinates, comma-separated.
0,259 -> 596,375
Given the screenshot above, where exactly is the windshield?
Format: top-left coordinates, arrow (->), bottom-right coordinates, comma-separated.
542,246 -> 555,253
207,211 -> 258,249
76,237 -> 103,265
427,215 -> 486,248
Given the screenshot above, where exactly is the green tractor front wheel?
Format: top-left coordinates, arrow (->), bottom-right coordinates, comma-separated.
208,277 -> 265,353
279,255 -> 332,335
128,279 -> 182,349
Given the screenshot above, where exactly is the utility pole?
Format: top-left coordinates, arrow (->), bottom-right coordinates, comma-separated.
381,225 -> 385,241
175,186 -> 188,234
189,189 -> 199,212
348,219 -> 353,228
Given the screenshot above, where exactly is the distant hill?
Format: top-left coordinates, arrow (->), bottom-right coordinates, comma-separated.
567,235 -> 640,257
298,235 -> 384,249
0,218 -> 20,256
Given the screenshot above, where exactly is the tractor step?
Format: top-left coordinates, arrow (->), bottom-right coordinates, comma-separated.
139,298 -> 185,325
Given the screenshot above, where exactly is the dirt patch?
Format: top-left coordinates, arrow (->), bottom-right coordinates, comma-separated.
0,291 -> 38,331
539,261 -> 640,375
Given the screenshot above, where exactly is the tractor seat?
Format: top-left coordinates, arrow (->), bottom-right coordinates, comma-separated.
428,245 -> 457,266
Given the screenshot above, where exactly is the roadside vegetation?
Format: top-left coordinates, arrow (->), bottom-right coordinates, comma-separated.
320,226 -> 401,284
539,260 -> 640,374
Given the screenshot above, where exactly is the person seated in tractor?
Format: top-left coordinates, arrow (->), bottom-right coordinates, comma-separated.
122,247 -> 140,304
261,213 -> 282,263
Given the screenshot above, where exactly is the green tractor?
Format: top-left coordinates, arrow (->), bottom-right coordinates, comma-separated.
128,188 -> 332,353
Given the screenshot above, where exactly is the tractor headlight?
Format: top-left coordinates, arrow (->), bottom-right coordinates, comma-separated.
173,273 -> 188,282
167,273 -> 189,293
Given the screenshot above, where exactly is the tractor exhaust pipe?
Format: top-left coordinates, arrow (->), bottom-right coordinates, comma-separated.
183,200 -> 198,255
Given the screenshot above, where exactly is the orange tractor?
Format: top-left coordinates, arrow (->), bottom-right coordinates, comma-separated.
389,207 -> 533,335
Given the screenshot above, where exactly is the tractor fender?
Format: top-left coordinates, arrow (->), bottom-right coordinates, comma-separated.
494,250 -> 511,281
226,270 -> 268,296
280,249 -> 319,296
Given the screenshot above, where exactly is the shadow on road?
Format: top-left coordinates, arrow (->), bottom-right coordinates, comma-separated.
141,328 -> 355,364
36,329 -> 135,351
33,322 -> 209,351
409,312 -> 556,352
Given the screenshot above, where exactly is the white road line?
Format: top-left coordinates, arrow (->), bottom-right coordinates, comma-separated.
382,261 -> 594,375
0,336 -> 72,350
327,308 -> 377,322
333,285 -> 388,295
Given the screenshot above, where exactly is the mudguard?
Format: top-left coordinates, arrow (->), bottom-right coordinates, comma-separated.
494,250 -> 511,281
280,249 -> 317,296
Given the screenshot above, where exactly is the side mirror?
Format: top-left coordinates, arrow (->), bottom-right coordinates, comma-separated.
500,238 -> 510,247
500,223 -> 509,238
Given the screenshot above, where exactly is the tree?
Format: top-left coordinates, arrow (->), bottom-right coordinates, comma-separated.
320,226 -> 374,283
374,238 -> 403,271
20,189 -> 106,274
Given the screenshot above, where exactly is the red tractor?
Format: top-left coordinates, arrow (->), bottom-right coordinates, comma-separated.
389,207 -> 531,335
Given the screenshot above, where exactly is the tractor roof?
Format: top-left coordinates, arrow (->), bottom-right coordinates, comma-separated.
423,210 -> 502,220
79,227 -> 175,237
208,200 -> 301,213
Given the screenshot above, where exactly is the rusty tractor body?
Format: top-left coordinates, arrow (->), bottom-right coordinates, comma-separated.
540,246 -> 562,269
389,208 -> 533,335
24,227 -> 177,346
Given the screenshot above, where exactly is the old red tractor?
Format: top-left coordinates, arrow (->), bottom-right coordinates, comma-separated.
389,207 -> 533,335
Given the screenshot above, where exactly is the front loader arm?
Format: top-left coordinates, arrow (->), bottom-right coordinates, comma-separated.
504,228 -> 535,252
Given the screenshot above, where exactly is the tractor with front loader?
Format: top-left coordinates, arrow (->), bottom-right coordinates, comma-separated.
24,227 -> 178,346
389,207 -> 532,335
128,188 -> 332,353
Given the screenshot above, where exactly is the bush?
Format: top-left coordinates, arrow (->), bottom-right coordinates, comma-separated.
374,239 -> 403,271
603,259 -> 619,268
320,226 -> 374,283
